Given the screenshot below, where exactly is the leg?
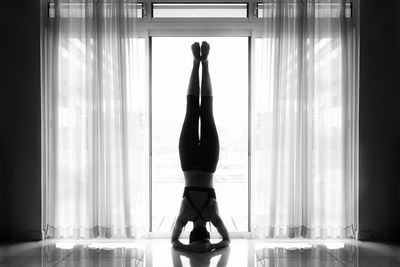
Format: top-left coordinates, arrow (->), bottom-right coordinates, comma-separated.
199,101 -> 219,172
179,97 -> 200,171
199,42 -> 219,172
180,42 -> 201,147
179,43 -> 202,171
187,42 -> 201,96
201,41 -> 212,96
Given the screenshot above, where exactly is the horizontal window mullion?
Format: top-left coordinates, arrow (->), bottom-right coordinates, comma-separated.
153,4 -> 246,9
150,0 -> 250,3
146,29 -> 254,37
152,2 -> 248,18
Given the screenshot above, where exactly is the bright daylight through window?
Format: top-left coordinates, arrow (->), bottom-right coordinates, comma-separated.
152,37 -> 248,233
42,0 -> 358,239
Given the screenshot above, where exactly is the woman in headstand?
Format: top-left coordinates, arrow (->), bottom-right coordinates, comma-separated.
171,41 -> 230,253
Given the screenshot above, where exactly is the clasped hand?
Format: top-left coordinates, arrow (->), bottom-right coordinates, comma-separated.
186,240 -> 213,253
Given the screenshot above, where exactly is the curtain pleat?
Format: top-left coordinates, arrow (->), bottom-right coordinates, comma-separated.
252,0 -> 356,238
44,0 -> 148,238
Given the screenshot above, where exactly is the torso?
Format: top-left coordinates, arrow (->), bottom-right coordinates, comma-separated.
181,170 -> 216,225
184,170 -> 214,188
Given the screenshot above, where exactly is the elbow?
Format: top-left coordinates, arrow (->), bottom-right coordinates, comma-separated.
222,231 -> 230,244
171,239 -> 179,248
224,236 -> 231,244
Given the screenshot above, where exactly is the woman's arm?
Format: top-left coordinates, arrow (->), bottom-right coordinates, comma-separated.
211,239 -> 230,250
172,219 -> 212,253
173,241 -> 212,253
171,217 -> 186,248
171,217 -> 212,252
210,214 -> 230,250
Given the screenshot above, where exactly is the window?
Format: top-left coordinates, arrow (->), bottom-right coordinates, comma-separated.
256,2 -> 353,18
48,1 -> 144,18
152,3 -> 248,18
151,37 -> 249,233
42,0 -> 358,238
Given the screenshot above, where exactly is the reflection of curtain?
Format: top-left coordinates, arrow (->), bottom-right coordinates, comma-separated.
252,0 -> 357,238
43,0 -> 148,238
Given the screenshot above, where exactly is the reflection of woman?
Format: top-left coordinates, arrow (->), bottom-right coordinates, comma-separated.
171,42 -> 230,253
171,246 -> 231,267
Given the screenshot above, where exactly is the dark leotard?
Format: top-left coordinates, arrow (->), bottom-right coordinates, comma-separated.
179,95 -> 219,173
183,186 -> 216,222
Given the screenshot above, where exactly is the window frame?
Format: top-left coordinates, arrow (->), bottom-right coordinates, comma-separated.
151,2 -> 249,18
41,0 -> 359,239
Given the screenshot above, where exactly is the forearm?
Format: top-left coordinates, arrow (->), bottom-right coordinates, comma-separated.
211,216 -> 230,250
172,240 -> 211,253
218,227 -> 230,243
171,217 -> 185,245
215,219 -> 230,243
171,232 -> 193,252
172,240 -> 191,251
171,239 -> 198,252
211,239 -> 230,250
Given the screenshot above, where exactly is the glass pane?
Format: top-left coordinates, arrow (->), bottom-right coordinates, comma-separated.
54,37 -> 146,230
48,2 -> 143,18
256,2 -> 352,18
254,36 -> 345,232
152,37 -> 248,233
152,3 -> 248,18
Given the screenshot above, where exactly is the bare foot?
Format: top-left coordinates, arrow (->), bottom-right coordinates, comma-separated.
191,42 -> 201,62
201,41 -> 210,61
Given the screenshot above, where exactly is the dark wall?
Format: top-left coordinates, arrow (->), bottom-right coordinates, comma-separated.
0,1 -> 42,240
358,0 -> 400,240
0,0 -> 399,241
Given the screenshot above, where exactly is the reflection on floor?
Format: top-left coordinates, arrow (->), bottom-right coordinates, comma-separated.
153,215 -> 247,233
1,238 -> 400,266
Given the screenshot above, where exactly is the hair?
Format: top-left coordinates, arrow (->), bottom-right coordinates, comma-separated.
189,226 -> 210,243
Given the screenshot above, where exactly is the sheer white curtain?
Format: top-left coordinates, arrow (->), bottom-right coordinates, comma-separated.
42,0 -> 148,238
252,0 -> 357,238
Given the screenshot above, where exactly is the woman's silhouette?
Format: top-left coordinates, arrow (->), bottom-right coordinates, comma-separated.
171,41 -> 230,253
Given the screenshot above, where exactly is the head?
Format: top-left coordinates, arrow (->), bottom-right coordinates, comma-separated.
189,226 -> 210,243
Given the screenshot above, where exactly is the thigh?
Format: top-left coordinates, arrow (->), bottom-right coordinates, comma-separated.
179,116 -> 199,148
199,105 -> 219,172
179,113 -> 200,170
200,96 -> 219,147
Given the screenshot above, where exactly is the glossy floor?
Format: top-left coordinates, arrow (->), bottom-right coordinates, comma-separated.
1,238 -> 400,266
